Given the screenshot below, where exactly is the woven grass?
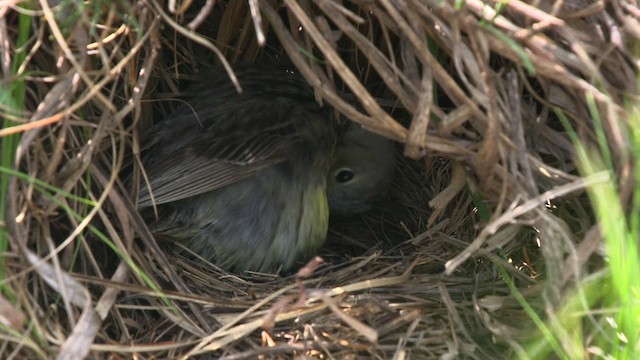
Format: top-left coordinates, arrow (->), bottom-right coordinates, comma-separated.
1,0 -> 638,358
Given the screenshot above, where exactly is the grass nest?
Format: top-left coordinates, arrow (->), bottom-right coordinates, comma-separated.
1,0 -> 638,358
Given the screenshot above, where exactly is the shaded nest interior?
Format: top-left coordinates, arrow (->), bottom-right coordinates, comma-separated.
2,0 -> 638,358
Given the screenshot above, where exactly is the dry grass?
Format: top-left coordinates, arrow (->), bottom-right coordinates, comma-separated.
1,0 -> 638,358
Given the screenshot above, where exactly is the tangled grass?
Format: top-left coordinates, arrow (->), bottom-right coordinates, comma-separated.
1,0 -> 639,358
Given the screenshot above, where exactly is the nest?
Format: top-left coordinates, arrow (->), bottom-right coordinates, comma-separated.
1,0 -> 638,358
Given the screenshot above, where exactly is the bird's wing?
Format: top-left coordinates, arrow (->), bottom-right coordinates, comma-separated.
135,96 -> 303,209
135,153 -> 283,208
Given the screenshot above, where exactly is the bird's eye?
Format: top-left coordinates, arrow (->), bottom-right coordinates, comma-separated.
335,168 -> 355,183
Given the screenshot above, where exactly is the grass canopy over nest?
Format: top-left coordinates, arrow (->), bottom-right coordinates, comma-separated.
1,0 -> 640,358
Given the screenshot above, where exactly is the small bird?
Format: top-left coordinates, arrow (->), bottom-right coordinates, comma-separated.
134,66 -> 393,273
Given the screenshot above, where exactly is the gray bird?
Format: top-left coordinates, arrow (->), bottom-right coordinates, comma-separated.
134,66 -> 394,273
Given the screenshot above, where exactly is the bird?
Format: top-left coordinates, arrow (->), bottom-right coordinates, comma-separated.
132,66 -> 394,273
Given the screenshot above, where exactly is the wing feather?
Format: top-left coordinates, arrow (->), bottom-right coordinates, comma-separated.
134,67 -> 320,208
